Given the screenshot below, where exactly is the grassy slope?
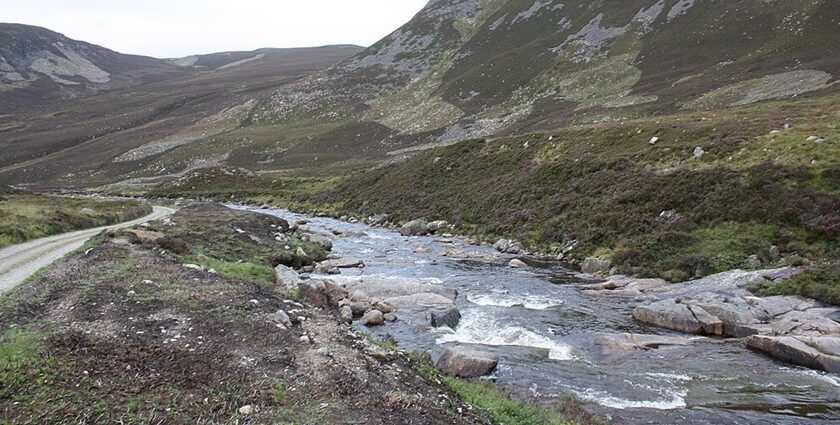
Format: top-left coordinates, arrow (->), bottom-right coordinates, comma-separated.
147,94 -> 840,303
0,190 -> 151,248
322,95 -> 839,277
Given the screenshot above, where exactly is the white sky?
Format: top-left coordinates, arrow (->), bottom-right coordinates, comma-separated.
0,0 -> 429,58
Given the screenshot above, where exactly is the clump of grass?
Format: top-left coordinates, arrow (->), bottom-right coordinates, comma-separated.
750,263 -> 840,305
184,255 -> 275,286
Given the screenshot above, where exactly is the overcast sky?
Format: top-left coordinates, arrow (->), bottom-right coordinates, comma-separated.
0,0 -> 429,58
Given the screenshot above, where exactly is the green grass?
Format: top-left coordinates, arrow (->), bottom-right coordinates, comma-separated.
0,192 -> 151,248
183,254 -> 275,286
750,263 -> 840,305
0,329 -> 44,368
413,356 -> 580,425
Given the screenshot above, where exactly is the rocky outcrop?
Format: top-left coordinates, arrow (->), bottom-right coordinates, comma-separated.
581,257 -> 613,275
436,347 -> 499,378
314,258 -> 365,274
361,310 -> 385,326
633,299 -> 722,335
747,335 -> 840,373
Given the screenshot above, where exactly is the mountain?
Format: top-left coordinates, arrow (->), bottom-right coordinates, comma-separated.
0,23 -> 185,106
1,1 -> 838,189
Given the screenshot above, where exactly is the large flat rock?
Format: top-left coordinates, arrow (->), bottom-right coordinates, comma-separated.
747,335 -> 840,373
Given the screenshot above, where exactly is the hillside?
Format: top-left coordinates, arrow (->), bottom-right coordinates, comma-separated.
2,0 -> 839,189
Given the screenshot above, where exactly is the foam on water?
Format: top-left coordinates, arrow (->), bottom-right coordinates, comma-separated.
781,367 -> 840,388
467,293 -> 563,310
435,310 -> 575,360
570,388 -> 687,410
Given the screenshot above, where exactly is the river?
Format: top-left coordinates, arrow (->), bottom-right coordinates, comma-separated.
236,205 -> 840,424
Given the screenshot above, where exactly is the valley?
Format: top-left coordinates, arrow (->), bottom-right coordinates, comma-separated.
1,0 -> 839,423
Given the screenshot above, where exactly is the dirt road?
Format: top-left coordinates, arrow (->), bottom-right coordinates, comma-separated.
0,205 -> 175,294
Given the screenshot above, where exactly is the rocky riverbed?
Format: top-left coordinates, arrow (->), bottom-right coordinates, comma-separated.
237,205 -> 840,424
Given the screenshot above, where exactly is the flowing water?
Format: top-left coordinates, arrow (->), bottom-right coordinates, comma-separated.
238,205 -> 840,424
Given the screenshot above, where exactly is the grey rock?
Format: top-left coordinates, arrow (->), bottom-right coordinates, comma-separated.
436,347 -> 499,378
581,257 -> 613,275
426,220 -> 449,234
361,310 -> 385,326
350,301 -> 372,317
594,333 -> 693,359
633,299 -> 706,334
769,245 -> 781,261
339,306 -> 353,324
400,219 -> 429,236
747,255 -> 762,269
384,313 -> 398,322
430,308 -> 461,329
748,335 -> 840,373
275,264 -> 301,288
509,259 -> 527,268
268,310 -> 293,328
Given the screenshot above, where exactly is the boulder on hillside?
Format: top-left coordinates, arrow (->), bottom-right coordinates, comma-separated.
493,239 -> 523,254
275,264 -> 302,288
436,346 -> 499,378
426,220 -> 449,234
581,257 -> 613,275
400,219 -> 429,236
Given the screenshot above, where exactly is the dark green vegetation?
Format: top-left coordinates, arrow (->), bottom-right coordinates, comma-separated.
751,263 -> 840,305
0,188 -> 151,248
0,204 -> 508,425
141,203 -> 328,286
322,95 -> 840,288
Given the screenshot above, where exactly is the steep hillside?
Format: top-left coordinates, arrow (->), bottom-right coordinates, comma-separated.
3,0 -> 838,189
0,23 -> 185,106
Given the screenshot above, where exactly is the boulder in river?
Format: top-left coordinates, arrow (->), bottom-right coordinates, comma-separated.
315,258 -> 365,273
509,259 -> 527,268
400,219 -> 429,236
633,299 -> 721,335
361,310 -> 385,327
747,335 -> 840,373
436,346 -> 499,378
594,333 -> 694,359
300,231 -> 333,251
430,308 -> 461,329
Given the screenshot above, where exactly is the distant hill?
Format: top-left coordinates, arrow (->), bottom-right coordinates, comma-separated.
1,1 -> 838,188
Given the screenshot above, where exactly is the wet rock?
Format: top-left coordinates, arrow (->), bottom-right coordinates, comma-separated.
384,313 -> 398,322
594,333 -> 694,358
430,308 -> 461,329
350,301 -> 372,317
581,257 -> 613,275
633,299 -> 707,334
414,246 -> 431,254
361,310 -> 385,326
373,301 -> 396,314
314,258 -> 364,273
436,347 -> 499,378
338,306 -> 353,324
400,219 -> 429,236
509,259 -> 527,268
300,231 -> 333,251
747,335 -> 840,373
333,276 -> 457,300
385,293 -> 456,309
275,264 -> 302,288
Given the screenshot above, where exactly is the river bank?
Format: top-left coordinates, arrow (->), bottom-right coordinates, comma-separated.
233,203 -> 840,424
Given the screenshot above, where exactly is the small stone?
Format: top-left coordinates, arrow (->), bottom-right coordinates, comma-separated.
649,136 -> 659,145
384,313 -> 398,322
693,146 -> 705,159
238,405 -> 254,415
